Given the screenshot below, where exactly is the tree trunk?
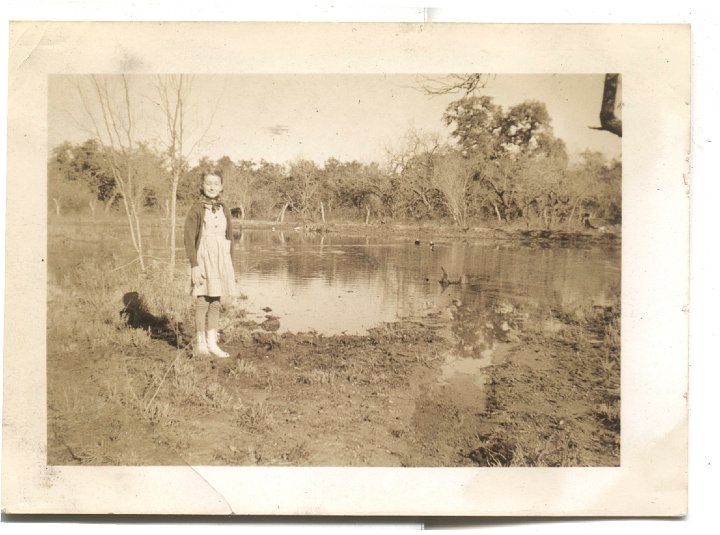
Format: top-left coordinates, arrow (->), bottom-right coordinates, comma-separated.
491,202 -> 502,223
365,206 -> 371,225
320,201 -> 326,224
104,192 -> 119,213
120,192 -> 145,272
566,196 -> 585,230
53,198 -> 61,217
131,198 -> 146,272
599,74 -> 622,137
169,177 -> 179,272
88,199 -> 97,217
521,209 -> 530,229
277,202 -> 289,223
239,204 -> 245,220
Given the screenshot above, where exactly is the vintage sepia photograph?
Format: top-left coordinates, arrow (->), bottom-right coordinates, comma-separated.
4,22 -> 689,516
46,73 -> 621,467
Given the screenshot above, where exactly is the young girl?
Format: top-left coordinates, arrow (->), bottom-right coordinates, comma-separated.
184,172 -> 237,358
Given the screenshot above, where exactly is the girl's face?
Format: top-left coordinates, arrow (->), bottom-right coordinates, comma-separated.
202,174 -> 223,198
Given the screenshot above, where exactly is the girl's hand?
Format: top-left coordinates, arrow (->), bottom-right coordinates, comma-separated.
191,266 -> 205,286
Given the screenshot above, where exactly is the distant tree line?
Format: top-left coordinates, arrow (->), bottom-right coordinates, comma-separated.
49,93 -> 620,230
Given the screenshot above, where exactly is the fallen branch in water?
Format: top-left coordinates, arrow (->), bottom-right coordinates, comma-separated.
439,267 -> 468,286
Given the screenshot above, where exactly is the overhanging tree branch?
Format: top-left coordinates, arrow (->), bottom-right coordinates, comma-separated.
590,73 -> 622,137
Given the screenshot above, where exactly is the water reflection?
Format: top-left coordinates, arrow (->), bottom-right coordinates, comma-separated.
51,222 -> 619,337
230,229 -> 620,335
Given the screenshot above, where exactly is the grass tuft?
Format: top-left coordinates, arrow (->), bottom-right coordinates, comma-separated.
297,369 -> 336,385
229,359 -> 260,380
235,401 -> 273,430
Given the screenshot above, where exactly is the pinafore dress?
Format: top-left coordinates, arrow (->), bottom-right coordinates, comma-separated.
191,205 -> 237,298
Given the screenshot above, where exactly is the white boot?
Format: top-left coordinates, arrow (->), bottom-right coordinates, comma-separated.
195,331 -> 210,356
207,329 -> 229,358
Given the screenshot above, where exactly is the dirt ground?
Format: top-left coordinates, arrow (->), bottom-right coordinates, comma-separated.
47,219 -> 620,467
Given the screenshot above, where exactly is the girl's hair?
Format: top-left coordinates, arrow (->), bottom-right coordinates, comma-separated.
201,170 -> 224,184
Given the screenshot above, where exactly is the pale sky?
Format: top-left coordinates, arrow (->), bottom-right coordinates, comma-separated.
48,74 -> 621,166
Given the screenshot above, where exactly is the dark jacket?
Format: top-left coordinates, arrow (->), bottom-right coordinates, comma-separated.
183,201 -> 234,268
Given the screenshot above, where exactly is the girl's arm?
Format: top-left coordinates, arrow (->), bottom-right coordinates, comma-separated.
184,205 -> 200,267
224,205 -> 234,252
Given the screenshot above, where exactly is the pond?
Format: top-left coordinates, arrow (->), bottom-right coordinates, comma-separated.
228,228 -> 620,337
50,220 -> 620,345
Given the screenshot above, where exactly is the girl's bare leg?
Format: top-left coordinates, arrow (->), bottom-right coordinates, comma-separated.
195,296 -> 210,356
206,297 -> 229,358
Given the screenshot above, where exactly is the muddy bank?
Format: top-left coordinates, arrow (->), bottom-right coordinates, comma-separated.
47,294 -> 620,467
469,306 -> 621,466
48,318 -> 450,466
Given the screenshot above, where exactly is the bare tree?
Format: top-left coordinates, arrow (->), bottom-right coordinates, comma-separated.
419,73 -> 493,96
432,150 -> 475,228
155,75 -> 213,272
385,130 -> 444,218
75,75 -> 147,270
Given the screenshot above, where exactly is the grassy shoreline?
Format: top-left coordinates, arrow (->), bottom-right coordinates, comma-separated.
242,218 -> 620,246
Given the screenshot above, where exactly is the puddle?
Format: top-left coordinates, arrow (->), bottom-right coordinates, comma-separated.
439,354 -> 493,384
430,353 -> 492,412
427,295 -> 521,412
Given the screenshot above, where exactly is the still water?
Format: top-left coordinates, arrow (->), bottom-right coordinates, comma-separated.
225,229 -> 620,336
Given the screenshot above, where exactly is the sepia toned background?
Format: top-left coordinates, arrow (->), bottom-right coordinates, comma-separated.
4,21 -> 689,516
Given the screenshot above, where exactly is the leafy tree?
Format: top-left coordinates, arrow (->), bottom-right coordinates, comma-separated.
356,162 -> 393,222
497,101 -> 564,158
510,151 -> 569,228
425,73 -> 621,228
316,157 -> 346,221
50,139 -> 119,213
131,143 -> 169,210
323,159 -> 391,223
442,96 -> 501,158
251,160 -> 287,220
218,157 -> 259,219
565,151 -> 621,226
443,95 -> 569,225
424,73 -> 622,138
444,96 -> 564,160
282,159 -> 321,219
47,156 -> 95,216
